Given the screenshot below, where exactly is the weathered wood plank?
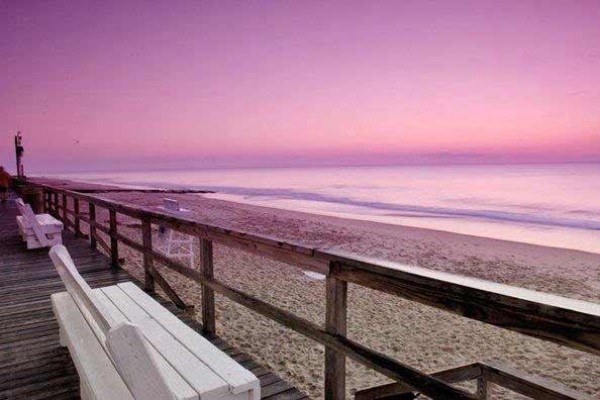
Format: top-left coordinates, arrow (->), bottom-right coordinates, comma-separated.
89,203 -> 97,250
109,209 -> 119,268
325,264 -> 347,400
61,194 -> 67,223
331,259 -> 600,356
53,192 -> 59,217
354,363 -> 482,399
73,198 -> 81,237
149,266 -> 188,309
199,238 -> 216,335
141,218 -> 155,292
481,360 -> 589,400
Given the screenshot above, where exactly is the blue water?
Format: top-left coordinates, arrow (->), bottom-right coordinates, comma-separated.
44,164 -> 600,253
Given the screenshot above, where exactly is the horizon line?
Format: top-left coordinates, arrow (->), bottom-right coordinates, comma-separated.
29,159 -> 600,175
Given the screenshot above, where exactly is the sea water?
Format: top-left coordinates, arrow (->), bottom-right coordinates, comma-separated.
44,163 -> 600,253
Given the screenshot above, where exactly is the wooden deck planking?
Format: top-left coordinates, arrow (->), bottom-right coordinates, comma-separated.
0,191 -> 307,400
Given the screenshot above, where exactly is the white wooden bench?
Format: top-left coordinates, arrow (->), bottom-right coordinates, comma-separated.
49,244 -> 260,400
15,198 -> 63,249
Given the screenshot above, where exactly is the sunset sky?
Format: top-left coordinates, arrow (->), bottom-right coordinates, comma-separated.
1,1 -> 599,173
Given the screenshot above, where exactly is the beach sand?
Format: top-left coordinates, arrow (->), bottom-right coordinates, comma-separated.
66,187 -> 600,399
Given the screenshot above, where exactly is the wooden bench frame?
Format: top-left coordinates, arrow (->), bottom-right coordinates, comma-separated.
49,244 -> 260,400
15,197 -> 63,249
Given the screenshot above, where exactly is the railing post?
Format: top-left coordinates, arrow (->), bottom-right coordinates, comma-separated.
42,190 -> 48,213
73,198 -> 81,237
89,203 -> 97,250
325,263 -> 347,400
141,218 -> 155,292
109,209 -> 119,269
53,192 -> 59,217
477,376 -> 491,399
199,238 -> 216,335
62,194 -> 67,225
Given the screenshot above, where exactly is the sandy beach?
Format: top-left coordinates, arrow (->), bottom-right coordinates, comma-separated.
49,181 -> 600,399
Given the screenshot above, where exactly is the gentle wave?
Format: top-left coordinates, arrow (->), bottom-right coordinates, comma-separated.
93,177 -> 600,231
204,186 -> 600,230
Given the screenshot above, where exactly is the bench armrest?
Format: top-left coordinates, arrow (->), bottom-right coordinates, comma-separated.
107,322 -> 175,400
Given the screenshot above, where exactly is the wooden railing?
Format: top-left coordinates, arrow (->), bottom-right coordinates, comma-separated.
37,183 -> 598,400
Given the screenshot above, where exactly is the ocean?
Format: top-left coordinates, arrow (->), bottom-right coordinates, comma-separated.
45,163 -> 600,253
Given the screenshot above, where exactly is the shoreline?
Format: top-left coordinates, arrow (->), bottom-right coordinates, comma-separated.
208,192 -> 600,259
32,176 -> 600,255
205,192 -> 600,254
32,177 -> 600,398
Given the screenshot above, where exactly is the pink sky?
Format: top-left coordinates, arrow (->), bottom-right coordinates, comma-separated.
1,1 -> 599,173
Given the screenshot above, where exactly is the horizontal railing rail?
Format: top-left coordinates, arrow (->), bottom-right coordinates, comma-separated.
35,182 -> 598,400
355,360 -> 586,400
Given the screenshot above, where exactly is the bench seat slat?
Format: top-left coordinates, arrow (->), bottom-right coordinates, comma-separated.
17,213 -> 63,231
118,282 -> 260,399
100,286 -> 152,323
101,285 -> 230,400
94,289 -> 198,400
51,292 -> 133,400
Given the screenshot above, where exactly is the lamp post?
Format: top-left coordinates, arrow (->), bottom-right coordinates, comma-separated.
14,131 -> 24,179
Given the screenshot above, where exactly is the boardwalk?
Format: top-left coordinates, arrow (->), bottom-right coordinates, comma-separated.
0,191 -> 307,400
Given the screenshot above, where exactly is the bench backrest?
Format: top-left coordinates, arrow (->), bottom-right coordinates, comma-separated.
16,197 -> 50,247
49,245 -> 174,399
15,198 -> 26,213
50,244 -> 115,334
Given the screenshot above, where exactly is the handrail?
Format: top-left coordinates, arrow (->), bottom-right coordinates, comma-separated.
36,182 -> 599,399
355,360 -> 589,400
